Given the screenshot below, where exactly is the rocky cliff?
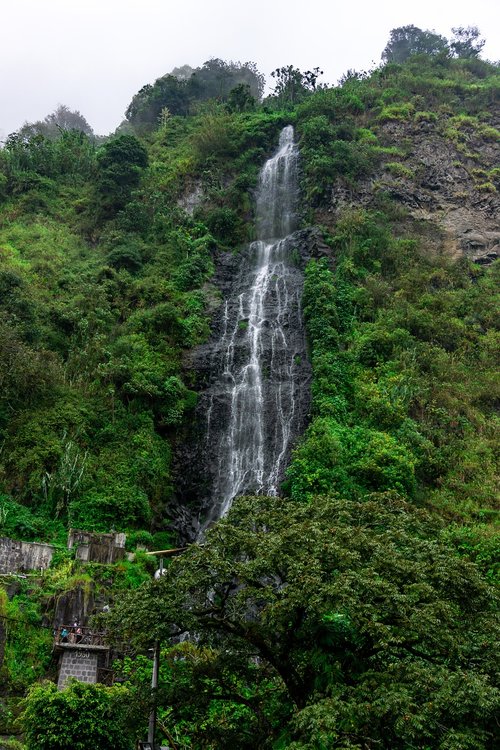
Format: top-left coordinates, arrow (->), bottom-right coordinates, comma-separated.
322,106 -> 499,264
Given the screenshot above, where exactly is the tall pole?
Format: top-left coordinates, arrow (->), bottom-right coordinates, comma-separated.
147,557 -> 163,748
147,639 -> 160,746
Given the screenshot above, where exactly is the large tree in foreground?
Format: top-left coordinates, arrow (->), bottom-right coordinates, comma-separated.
108,494 -> 499,749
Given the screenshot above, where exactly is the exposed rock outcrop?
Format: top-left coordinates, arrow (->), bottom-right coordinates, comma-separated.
51,585 -> 95,629
323,111 -> 500,264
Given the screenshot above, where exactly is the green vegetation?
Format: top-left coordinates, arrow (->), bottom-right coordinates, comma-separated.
22,681 -> 137,750
0,100 -> 285,540
289,211 -> 498,540
108,494 -> 499,749
0,587 -> 52,693
125,58 -> 265,131
381,24 -> 485,63
0,29 -> 499,750
384,161 -> 415,178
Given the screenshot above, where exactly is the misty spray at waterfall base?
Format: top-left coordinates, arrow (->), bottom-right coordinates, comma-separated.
175,126 -> 312,540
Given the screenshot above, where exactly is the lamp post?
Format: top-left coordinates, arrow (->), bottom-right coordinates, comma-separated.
143,547 -> 187,749
147,556 -> 164,747
147,638 -> 160,746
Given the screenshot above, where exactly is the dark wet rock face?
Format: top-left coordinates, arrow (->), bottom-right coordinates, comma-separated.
173,128 -> 316,541
50,586 -> 95,629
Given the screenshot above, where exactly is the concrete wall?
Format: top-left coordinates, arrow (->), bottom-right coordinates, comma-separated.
0,529 -> 127,574
57,647 -> 99,689
67,530 -> 126,564
0,537 -> 55,574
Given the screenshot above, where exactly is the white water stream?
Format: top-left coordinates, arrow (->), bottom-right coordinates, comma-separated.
204,125 -> 303,525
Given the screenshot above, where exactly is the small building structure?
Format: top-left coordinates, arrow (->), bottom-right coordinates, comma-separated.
54,627 -> 112,689
0,530 -> 128,688
0,529 -> 127,575
67,529 -> 126,564
0,537 -> 55,574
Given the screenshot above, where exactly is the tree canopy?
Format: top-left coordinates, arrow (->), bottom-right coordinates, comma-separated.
15,104 -> 94,140
125,59 -> 265,129
107,494 -> 500,748
450,26 -> 486,58
381,25 -> 449,63
95,133 -> 148,217
269,66 -> 324,107
381,24 -> 487,63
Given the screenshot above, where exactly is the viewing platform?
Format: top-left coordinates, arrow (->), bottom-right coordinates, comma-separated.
54,625 -> 108,649
54,626 -> 111,688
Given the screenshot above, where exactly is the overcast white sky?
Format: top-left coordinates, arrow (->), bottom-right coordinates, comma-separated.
1,0 -> 499,140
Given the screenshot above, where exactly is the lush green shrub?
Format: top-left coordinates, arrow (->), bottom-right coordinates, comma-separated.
300,138 -> 375,202
201,206 -> 242,245
106,242 -> 143,272
296,87 -> 364,122
151,529 -> 175,550
190,108 -> 239,162
95,134 -> 148,218
384,161 -> 415,178
377,102 -> 415,122
287,418 -> 416,500
414,109 -> 438,122
125,529 -> 154,550
0,495 -> 66,543
0,588 -> 53,692
22,681 -> 137,750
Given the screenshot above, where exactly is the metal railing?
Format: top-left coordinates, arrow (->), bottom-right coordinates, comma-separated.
54,625 -> 107,647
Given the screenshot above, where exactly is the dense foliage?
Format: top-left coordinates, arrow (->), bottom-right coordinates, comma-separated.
13,105 -> 94,141
287,214 -> 498,576
0,98 -> 285,540
125,58 -> 265,130
108,494 -> 499,749
381,24 -> 485,63
0,34 -> 499,750
22,681 -> 136,750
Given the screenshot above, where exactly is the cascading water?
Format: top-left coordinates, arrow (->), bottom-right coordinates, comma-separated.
200,125 -> 309,528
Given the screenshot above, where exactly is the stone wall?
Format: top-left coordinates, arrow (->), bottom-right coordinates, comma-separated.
57,647 -> 99,688
0,537 -> 55,574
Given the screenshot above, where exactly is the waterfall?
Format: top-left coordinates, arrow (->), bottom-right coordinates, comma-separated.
200,125 -> 308,529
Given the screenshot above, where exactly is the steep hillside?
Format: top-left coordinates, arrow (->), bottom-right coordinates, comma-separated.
325,96 -> 500,263
110,54 -> 497,749
288,55 -> 499,540
0,45 -> 498,750
0,110 -> 286,542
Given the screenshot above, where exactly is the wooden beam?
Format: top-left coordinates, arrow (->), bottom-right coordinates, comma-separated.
143,547 -> 187,556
